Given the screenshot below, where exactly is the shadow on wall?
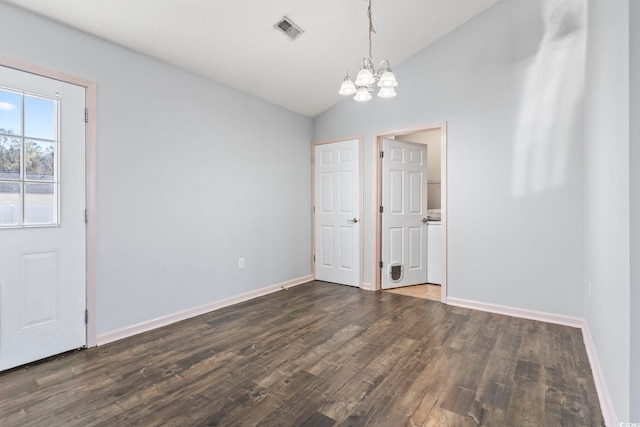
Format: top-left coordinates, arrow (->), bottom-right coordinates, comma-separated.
511,0 -> 585,197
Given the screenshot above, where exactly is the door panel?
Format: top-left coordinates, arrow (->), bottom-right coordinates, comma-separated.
339,226 -> 353,268
0,65 -> 86,371
314,140 -> 360,286
320,226 -> 333,268
339,170 -> 352,212
381,139 -> 428,289
408,227 -> 424,268
409,172 -> 423,213
320,172 -> 333,212
21,250 -> 61,328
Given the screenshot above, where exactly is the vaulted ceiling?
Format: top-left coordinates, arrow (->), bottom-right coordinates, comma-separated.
1,0 -> 501,116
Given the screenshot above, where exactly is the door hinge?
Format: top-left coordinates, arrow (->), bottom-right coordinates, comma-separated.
380,151 -> 384,158
84,108 -> 88,123
84,309 -> 88,324
379,206 -> 383,213
84,209 -> 88,224
379,261 -> 383,268
312,156 -> 315,165
312,206 -> 315,213
313,254 -> 316,262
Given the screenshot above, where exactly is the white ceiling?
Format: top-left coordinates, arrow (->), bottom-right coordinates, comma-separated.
2,0 -> 501,117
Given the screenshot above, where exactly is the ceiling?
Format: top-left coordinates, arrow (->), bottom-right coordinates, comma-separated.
1,0 -> 501,117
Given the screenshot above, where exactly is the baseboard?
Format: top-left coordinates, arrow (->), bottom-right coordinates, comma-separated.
446,297 -> 583,328
580,320 -> 619,426
96,275 -> 313,346
447,297 -> 618,425
360,282 -> 374,291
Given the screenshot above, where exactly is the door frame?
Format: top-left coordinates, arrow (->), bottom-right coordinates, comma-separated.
373,123 -> 448,302
311,135 -> 364,287
0,55 -> 97,347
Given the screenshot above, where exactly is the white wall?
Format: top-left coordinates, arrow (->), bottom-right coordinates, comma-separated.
0,3 -> 313,335
314,0 -> 585,316
584,0 -> 631,421
630,0 -> 640,420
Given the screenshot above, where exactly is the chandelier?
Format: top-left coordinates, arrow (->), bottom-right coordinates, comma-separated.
338,0 -> 398,102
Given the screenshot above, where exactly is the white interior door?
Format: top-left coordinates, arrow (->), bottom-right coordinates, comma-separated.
314,139 -> 360,287
381,138 -> 428,289
0,66 -> 86,371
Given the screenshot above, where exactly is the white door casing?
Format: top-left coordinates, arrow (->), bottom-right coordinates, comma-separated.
314,139 -> 360,287
381,138 -> 428,289
0,65 -> 86,371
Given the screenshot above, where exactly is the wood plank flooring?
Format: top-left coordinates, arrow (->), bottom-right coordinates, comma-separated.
384,284 -> 441,301
0,281 -> 604,426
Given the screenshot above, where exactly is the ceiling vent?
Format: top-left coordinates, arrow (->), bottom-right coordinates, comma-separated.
275,16 -> 304,40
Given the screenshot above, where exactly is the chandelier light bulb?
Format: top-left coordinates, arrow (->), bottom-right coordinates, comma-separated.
354,68 -> 375,87
354,87 -> 372,102
338,78 -> 357,95
377,87 -> 397,98
377,71 -> 398,88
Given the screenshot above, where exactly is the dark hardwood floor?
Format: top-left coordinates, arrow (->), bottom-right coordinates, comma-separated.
0,281 -> 604,426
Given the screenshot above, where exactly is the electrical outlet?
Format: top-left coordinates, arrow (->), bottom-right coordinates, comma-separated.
238,258 -> 245,270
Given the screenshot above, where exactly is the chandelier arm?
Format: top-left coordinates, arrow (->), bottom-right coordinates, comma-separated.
345,65 -> 361,80
377,59 -> 391,71
372,59 -> 392,80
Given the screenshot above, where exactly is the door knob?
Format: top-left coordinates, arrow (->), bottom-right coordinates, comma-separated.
348,218 -> 359,223
421,218 -> 428,224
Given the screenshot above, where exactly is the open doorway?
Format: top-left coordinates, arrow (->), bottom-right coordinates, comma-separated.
373,124 -> 447,303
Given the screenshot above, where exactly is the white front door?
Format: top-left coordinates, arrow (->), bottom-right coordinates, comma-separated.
381,138 -> 428,289
0,66 -> 86,371
314,139 -> 360,287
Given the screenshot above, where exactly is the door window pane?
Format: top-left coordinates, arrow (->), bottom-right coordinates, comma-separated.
25,140 -> 55,181
25,96 -> 56,141
0,90 -> 22,136
0,137 -> 21,179
0,87 -> 59,228
0,181 -> 21,226
24,183 -> 55,224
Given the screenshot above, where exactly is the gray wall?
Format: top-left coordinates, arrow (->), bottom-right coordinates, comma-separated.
630,0 -> 640,420
315,0 -> 585,316
584,0 -> 631,421
0,3 -> 313,335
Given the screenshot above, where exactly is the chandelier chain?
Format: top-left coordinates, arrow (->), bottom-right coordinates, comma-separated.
368,0 -> 376,60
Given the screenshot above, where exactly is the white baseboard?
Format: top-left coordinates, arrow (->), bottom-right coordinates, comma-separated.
446,297 -> 583,328
96,275 -> 313,346
580,320 -> 619,427
360,282 -> 374,291
447,297 -> 617,425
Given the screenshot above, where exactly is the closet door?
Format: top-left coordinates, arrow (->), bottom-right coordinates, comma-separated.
314,139 -> 360,287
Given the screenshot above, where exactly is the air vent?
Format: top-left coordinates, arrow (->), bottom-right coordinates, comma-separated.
275,16 -> 304,40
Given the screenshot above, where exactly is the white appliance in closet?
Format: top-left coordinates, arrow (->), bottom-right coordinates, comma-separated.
427,220 -> 442,284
